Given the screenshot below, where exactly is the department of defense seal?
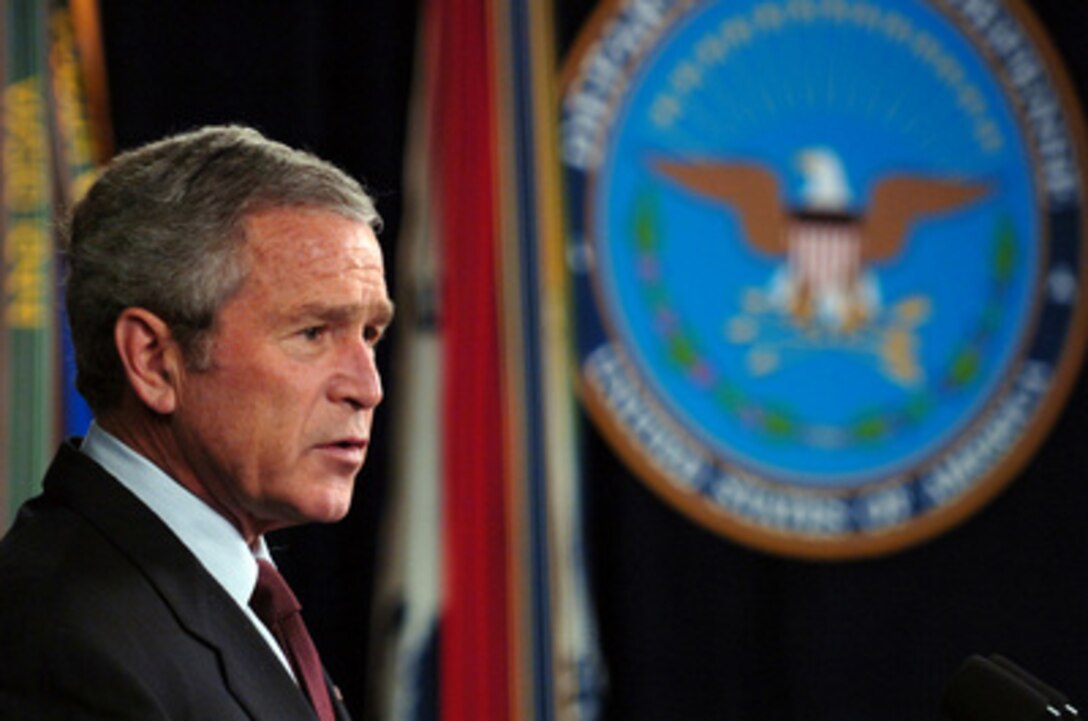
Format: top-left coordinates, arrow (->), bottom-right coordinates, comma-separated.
560,0 -> 1088,558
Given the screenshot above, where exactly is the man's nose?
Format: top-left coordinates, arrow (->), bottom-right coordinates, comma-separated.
332,339 -> 383,410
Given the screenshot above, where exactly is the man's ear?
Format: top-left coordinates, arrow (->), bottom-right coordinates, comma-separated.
114,308 -> 184,415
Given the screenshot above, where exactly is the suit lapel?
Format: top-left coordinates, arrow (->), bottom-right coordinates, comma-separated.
44,443 -> 321,720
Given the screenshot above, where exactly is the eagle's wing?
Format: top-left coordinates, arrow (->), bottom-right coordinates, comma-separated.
863,176 -> 990,262
653,158 -> 787,255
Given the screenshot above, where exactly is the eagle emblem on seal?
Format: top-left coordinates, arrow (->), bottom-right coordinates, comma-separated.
655,147 -> 990,384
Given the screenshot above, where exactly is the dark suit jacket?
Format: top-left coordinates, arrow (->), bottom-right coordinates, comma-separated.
0,441 -> 351,720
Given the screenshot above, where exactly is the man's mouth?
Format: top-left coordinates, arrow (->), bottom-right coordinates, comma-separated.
318,438 -> 368,465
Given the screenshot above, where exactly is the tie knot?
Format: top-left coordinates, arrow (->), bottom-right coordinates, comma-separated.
250,559 -> 301,624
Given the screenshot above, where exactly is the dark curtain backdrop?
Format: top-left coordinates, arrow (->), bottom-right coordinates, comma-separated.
99,1 -> 1088,720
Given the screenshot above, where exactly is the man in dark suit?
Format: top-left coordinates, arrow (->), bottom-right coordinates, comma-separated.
0,125 -> 394,720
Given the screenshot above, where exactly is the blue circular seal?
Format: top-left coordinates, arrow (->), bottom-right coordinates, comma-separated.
560,0 -> 1088,558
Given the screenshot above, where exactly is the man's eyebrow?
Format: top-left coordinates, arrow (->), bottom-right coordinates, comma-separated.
289,299 -> 395,326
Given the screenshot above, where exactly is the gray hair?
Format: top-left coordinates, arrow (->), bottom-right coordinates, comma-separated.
65,124 -> 382,414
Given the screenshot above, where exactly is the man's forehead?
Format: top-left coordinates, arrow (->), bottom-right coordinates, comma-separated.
242,208 -> 383,267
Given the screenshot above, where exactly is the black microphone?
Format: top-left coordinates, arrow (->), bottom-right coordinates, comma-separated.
943,655 -> 1066,721
989,654 -> 1079,720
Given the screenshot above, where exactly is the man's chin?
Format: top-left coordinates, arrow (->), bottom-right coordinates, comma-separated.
261,490 -> 355,531
300,493 -> 354,525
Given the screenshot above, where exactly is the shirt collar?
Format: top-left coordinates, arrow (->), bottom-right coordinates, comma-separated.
80,421 -> 271,608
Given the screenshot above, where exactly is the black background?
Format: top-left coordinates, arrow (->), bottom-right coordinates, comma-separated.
99,1 -> 1088,720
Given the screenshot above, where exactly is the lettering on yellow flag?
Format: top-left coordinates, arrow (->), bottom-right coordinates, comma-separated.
4,77 -> 52,329
5,222 -> 49,327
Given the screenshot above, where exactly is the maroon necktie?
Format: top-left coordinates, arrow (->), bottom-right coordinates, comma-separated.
250,560 -> 336,721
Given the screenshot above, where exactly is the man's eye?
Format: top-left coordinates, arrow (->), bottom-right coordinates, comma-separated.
302,326 -> 326,341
